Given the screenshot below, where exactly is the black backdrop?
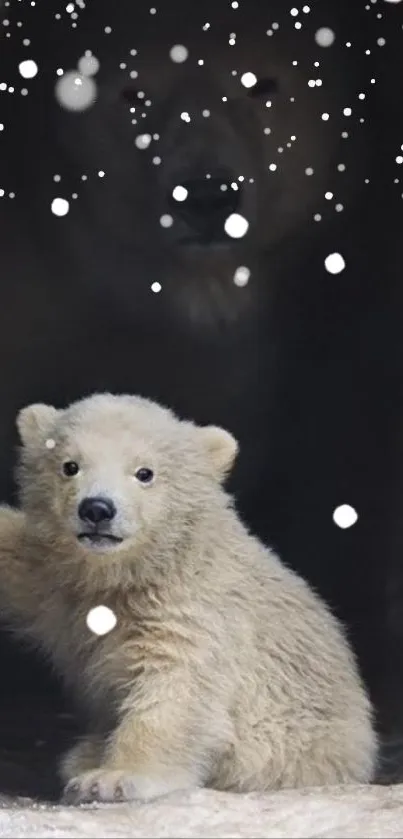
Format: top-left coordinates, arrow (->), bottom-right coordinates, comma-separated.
0,0 -> 402,798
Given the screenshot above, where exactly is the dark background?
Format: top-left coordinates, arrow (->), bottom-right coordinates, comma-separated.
0,0 -> 403,799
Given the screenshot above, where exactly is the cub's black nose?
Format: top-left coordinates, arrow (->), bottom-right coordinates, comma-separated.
78,497 -> 116,525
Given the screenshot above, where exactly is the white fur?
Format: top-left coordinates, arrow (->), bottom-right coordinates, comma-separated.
0,393 -> 376,804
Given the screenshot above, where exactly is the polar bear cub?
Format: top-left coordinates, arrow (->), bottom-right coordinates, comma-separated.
0,393 -> 376,803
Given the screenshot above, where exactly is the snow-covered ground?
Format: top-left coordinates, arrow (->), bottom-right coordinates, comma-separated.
0,784 -> 402,838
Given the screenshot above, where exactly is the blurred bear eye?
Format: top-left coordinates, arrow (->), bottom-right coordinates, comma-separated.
121,87 -> 140,104
135,467 -> 154,484
63,461 -> 80,477
248,77 -> 279,97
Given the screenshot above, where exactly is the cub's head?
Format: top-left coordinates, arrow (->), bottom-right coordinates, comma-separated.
16,393 -> 238,556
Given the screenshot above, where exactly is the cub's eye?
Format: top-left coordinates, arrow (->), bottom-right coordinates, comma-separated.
63,461 -> 80,477
248,77 -> 279,97
135,467 -> 154,484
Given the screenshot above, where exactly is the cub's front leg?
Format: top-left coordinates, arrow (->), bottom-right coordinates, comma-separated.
59,735 -> 106,783
62,665 -> 229,804
0,506 -> 42,629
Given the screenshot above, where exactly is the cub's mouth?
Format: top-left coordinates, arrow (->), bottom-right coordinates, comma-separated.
77,533 -> 124,551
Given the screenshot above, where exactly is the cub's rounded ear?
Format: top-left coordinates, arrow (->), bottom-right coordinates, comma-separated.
17,404 -> 59,448
199,425 -> 239,481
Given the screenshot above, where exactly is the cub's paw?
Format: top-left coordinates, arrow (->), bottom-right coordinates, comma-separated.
62,768 -> 192,805
59,737 -> 105,783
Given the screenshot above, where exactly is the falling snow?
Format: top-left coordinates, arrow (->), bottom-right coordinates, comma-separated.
324,253 -> 346,274
135,133 -> 152,149
224,213 -> 249,238
315,27 -> 336,47
18,59 -> 38,79
172,185 -> 188,202
169,44 -> 189,63
77,54 -> 100,77
160,214 -> 173,228
233,266 -> 251,286
333,505 -> 358,529
241,72 -> 257,89
51,198 -> 69,216
86,605 -> 117,636
55,72 -> 97,111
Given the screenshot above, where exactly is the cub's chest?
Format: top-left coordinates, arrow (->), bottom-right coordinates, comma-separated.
38,596 -> 138,697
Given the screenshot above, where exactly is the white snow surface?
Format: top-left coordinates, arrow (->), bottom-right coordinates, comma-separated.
0,784 -> 403,838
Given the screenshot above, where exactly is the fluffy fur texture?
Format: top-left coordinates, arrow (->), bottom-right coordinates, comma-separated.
0,393 -> 376,804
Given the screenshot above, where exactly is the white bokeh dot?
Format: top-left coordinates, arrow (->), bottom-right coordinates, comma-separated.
160,214 -> 173,228
86,606 -> 117,636
78,54 -> 100,77
241,72 -> 257,88
172,185 -> 188,202
224,213 -> 249,238
45,438 -> 56,450
324,252 -> 346,274
55,72 -> 97,111
151,281 -> 162,293
170,44 -> 189,63
135,133 -> 152,150
51,197 -> 69,217
18,59 -> 38,79
333,504 -> 358,529
233,266 -> 251,286
315,27 -> 335,47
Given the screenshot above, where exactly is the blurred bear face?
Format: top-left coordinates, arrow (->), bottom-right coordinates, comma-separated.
3,0 -> 369,322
